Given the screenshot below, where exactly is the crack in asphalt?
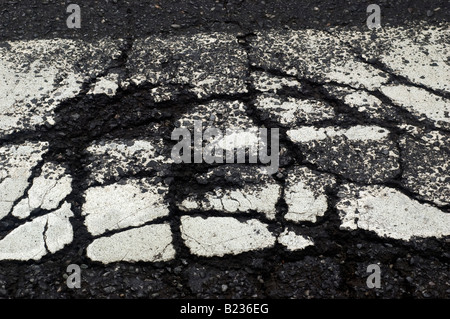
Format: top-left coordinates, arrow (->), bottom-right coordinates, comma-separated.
0,25 -> 449,298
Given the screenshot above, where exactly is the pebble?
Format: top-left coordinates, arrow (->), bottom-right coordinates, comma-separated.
104,286 -> 116,293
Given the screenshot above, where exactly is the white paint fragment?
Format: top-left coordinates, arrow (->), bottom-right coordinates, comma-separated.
44,202 -> 74,253
255,95 -> 335,126
335,25 -> 450,92
214,129 -> 260,151
344,90 -> 383,110
0,38 -> 123,136
278,229 -> 314,251
181,216 -> 276,257
251,71 -> 303,93
177,100 -> 254,129
399,132 -> 450,206
380,85 -> 450,128
251,29 -> 389,90
86,138 -> 172,184
284,167 -> 335,223
87,139 -> 163,158
12,162 -> 72,219
178,183 -> 281,220
337,184 -> 450,240
82,178 -> 170,236
86,223 -> 175,263
0,202 -> 73,261
378,29 -> 449,92
287,125 -> 389,143
88,73 -> 119,96
0,142 -> 48,220
150,86 -> 177,103
128,33 -> 247,98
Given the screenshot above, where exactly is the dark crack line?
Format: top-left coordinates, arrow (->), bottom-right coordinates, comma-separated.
324,28 -> 450,100
248,64 -> 450,135
42,218 -> 50,255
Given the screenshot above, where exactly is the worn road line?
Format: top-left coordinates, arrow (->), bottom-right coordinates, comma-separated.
0,24 -> 448,279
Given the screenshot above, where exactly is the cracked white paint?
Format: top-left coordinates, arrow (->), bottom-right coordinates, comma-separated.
380,85 -> 450,128
284,167 -> 335,223
128,33 -> 247,98
378,28 -> 449,93
0,27 -> 449,263
399,131 -> 450,206
0,202 -> 73,261
0,38 -> 123,137
250,29 -> 389,90
251,71 -> 303,93
255,95 -> 335,126
176,100 -> 261,161
0,142 -> 48,220
178,183 -> 281,220
323,85 -> 399,123
150,86 -> 177,103
337,184 -> 450,240
177,100 -> 254,129
213,129 -> 261,151
12,162 -> 72,219
82,178 -> 170,236
335,25 -> 450,92
287,125 -> 390,143
87,223 -> 175,263
278,229 -> 314,251
88,72 -> 119,96
181,216 -> 276,257
86,138 -> 172,184
343,90 -> 383,110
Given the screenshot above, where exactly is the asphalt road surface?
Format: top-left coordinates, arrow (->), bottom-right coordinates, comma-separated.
0,0 -> 449,299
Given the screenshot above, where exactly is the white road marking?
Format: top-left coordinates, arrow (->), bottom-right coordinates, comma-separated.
380,85 -> 450,129
86,138 -> 172,185
12,162 -> 72,219
251,71 -> 303,93
337,184 -> 450,240
399,130 -> 450,206
0,39 -> 123,137
250,29 -> 389,90
82,178 -> 170,236
88,73 -> 120,96
179,183 -> 281,220
255,94 -> 335,126
0,202 -> 73,261
0,25 -> 448,263
127,33 -> 248,98
287,125 -> 399,183
336,25 -> 449,92
176,100 -> 254,129
324,86 -> 399,122
0,142 -> 48,220
287,125 -> 390,143
278,229 -> 314,251
284,167 -> 335,223
180,216 -> 276,257
86,223 -> 175,263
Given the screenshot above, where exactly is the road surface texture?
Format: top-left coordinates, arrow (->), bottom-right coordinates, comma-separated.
0,0 -> 449,299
